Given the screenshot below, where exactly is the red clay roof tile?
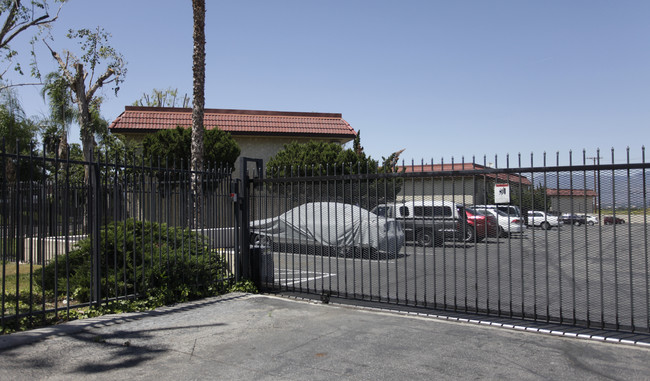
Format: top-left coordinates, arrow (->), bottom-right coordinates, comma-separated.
397,163 -> 532,185
109,106 -> 357,139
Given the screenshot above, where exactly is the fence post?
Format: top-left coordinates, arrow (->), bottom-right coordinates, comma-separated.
239,157 -> 263,285
230,179 -> 241,282
89,157 -> 102,305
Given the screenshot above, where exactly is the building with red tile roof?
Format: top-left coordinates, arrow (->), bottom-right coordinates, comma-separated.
394,163 -> 532,205
109,106 -> 357,173
546,188 -> 598,214
397,163 -> 532,186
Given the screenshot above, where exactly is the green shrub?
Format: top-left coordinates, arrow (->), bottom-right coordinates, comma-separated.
228,279 -> 258,293
35,219 -> 230,304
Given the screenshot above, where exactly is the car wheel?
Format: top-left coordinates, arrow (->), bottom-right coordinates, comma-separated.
498,226 -> 507,238
574,221 -> 581,226
588,221 -> 595,226
252,234 -> 273,247
337,247 -> 353,257
463,226 -> 476,242
416,229 -> 433,247
368,248 -> 385,260
541,222 -> 551,230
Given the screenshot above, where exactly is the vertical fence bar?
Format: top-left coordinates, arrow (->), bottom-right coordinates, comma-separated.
13,141 -> 20,321
626,148 -> 634,331
453,157 -> 459,311
596,150 -> 604,328
112,154 -> 119,300
641,146 -> 650,332
326,164 -> 333,296
569,151 -> 577,325
517,153 -> 524,319
553,152 -> 561,322
583,150 -> 590,327
157,157 -> 163,280
122,152 -> 129,298
63,147 -> 70,317
529,153 -> 537,321
611,149 -> 619,329
39,145 -> 46,322
319,165 -> 325,296
1,139 -> 6,332
314,165 -> 319,296
26,145 -> 34,326
91,152 -> 101,305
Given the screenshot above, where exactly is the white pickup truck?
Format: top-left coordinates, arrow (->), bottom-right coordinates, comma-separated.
526,210 -> 562,230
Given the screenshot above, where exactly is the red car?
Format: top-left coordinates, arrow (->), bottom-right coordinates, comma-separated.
603,216 -> 625,225
458,206 -> 499,242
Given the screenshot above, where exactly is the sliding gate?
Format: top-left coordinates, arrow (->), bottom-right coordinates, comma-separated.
245,151 -> 650,335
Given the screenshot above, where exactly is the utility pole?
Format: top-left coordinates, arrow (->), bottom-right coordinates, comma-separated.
587,156 -> 602,214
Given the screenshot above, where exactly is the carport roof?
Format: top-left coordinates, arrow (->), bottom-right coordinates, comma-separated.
108,106 -> 357,140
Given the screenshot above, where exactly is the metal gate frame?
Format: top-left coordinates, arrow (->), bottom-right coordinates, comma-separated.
242,153 -> 650,336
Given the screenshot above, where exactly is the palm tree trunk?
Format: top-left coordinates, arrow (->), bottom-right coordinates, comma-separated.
191,0 -> 206,228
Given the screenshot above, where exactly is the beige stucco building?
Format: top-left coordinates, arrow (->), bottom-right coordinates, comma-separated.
108,106 -> 357,176
547,188 -> 598,214
395,163 -> 532,205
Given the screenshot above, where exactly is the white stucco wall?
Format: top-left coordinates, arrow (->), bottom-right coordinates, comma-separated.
397,177 -> 486,205
233,135 -> 351,177
116,132 -> 352,178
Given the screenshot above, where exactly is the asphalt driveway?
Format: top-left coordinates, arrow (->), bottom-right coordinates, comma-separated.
0,293 -> 648,380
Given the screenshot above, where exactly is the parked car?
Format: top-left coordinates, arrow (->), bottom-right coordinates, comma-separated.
461,206 -> 499,241
371,200 -> 466,246
250,202 -> 405,258
526,210 -> 561,230
585,215 -> 598,225
560,214 -> 588,226
472,204 -> 523,218
479,208 -> 527,237
603,216 -> 625,225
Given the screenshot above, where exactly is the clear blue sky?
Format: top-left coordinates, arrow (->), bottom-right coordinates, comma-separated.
7,0 -> 650,165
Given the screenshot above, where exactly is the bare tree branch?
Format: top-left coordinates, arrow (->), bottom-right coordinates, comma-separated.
0,1 -> 64,50
43,39 -> 73,83
87,67 -> 114,100
0,81 -> 44,91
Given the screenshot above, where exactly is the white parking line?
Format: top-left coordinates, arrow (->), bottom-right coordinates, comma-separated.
275,269 -> 336,286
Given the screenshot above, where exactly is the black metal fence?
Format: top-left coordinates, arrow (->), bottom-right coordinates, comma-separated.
1,147 -> 238,332
250,148 -> 650,334
4,145 -> 650,336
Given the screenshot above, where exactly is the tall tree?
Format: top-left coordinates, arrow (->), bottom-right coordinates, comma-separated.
191,0 -> 206,225
144,126 -> 240,170
40,71 -> 76,158
44,27 -> 126,182
143,125 -> 240,187
0,85 -> 39,182
0,0 -> 66,82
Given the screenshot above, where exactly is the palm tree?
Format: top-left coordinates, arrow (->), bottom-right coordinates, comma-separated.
191,0 -> 206,227
40,72 -> 77,159
0,85 -> 39,182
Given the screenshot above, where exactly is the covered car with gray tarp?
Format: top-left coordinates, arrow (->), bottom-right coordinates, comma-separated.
250,202 -> 405,258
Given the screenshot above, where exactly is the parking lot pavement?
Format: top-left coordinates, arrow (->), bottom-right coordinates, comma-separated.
0,293 -> 649,380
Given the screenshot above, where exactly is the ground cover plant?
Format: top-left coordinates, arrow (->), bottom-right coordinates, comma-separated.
1,220 -> 256,334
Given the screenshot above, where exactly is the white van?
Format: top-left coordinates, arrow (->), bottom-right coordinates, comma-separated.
371,200 -> 466,246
